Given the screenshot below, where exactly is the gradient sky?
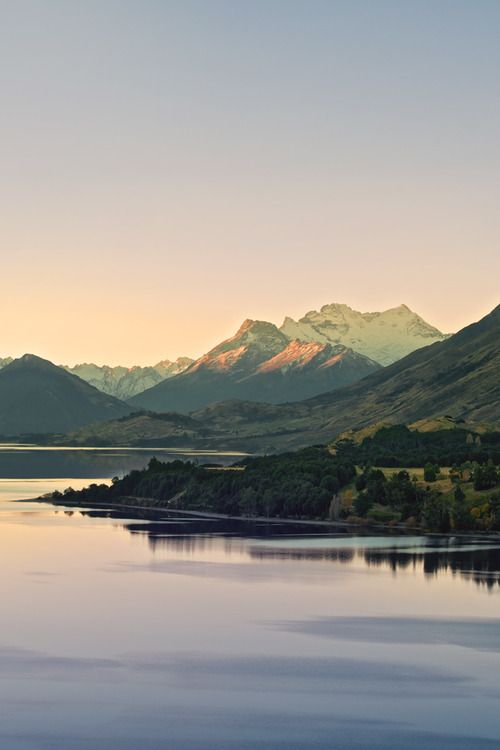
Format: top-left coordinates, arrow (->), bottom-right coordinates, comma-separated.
2,0 -> 499,365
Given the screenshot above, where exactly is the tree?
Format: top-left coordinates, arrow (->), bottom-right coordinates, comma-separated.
472,463 -> 497,491
452,484 -> 473,530
421,490 -> 450,532
355,474 -> 367,491
239,487 -> 258,517
424,463 -> 439,482
353,492 -> 372,517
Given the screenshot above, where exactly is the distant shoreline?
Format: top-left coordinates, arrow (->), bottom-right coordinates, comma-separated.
30,492 -> 409,529
30,494 -> 500,540
0,442 -> 249,456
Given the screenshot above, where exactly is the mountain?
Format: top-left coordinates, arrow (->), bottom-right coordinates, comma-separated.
0,354 -> 133,435
65,357 -> 194,399
310,303 -> 500,431
129,319 -> 381,413
52,304 -> 500,451
280,303 -> 448,365
0,357 -> 194,398
199,304 -> 500,449
0,302 -> 444,400
238,340 -> 381,402
59,411 -> 210,447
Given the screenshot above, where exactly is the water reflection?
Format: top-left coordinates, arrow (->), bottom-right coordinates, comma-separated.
363,545 -> 500,588
69,504 -> 500,589
1,472 -> 500,749
252,541 -> 500,589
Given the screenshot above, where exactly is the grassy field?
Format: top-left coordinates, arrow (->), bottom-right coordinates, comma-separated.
339,465 -> 499,525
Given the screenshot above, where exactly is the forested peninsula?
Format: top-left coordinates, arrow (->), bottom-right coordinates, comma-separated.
44,425 -> 500,533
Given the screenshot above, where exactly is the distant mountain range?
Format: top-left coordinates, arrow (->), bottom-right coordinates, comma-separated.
129,303 -> 447,413
280,303 -> 447,365
0,354 -> 132,435
195,303 -> 500,450
2,304 -> 495,444
64,358 -> 194,399
63,303 -> 499,450
129,319 -> 382,413
0,301 -> 458,437
0,304 -> 447,405
0,357 -> 194,399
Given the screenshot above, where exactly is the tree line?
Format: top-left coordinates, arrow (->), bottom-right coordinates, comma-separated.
52,446 -> 356,521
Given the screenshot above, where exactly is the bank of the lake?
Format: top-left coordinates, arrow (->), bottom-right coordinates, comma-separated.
2,465 -> 500,750
42,441 -> 500,534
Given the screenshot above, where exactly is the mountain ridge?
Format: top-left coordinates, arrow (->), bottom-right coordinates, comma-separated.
0,354 -> 132,435
204,303 -> 500,449
0,302 -> 446,399
129,319 -> 381,412
55,304 -> 500,450
64,357 -> 194,399
280,302 -> 448,365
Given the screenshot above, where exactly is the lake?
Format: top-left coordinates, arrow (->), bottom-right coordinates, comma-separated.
1,447 -> 500,749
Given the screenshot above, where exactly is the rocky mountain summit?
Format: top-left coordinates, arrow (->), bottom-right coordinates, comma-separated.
280,303 -> 447,365
130,319 -> 381,412
0,303 -> 448,405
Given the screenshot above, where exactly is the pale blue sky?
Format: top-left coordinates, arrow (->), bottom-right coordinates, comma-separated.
1,1 -> 499,364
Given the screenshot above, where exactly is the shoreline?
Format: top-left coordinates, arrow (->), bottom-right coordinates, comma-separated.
30,494 -> 500,539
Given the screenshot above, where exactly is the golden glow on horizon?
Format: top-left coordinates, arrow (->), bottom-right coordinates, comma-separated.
1,2 -> 499,366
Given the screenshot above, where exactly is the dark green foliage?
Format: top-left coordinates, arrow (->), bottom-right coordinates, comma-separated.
56,447 -> 356,521
421,490 -> 451,533
452,485 -> 474,530
47,430 -> 500,533
352,493 -> 373,517
355,474 -> 367,491
490,493 -> 500,531
472,463 -> 499,491
424,463 -> 440,482
352,467 -> 422,520
336,425 -> 500,468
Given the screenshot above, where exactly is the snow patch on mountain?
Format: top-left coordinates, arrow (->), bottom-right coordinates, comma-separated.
65,358 -> 194,399
280,303 -> 448,365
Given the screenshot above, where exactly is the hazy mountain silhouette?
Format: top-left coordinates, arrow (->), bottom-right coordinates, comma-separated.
0,354 -> 132,435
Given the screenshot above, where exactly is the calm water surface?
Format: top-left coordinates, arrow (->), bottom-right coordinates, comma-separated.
1,448 -> 500,749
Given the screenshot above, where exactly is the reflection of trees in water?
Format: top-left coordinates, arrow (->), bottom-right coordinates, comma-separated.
78,506 -> 332,553
249,541 -> 500,589
251,545 -> 500,588
363,547 -> 500,589
76,505 -> 500,589
250,548 -> 357,564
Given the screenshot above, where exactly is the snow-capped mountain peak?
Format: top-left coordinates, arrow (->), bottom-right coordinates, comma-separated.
62,357 -> 194,399
280,303 -> 447,365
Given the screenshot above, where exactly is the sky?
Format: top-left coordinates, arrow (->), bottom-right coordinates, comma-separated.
1,0 -> 499,366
